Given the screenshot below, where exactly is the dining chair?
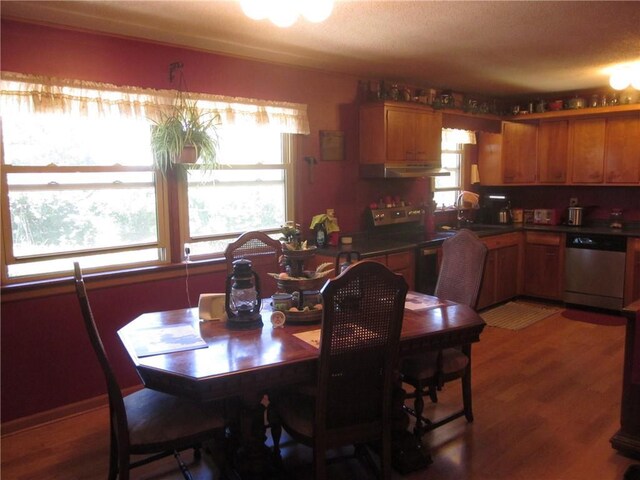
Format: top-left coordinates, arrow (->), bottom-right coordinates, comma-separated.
272,260 -> 408,479
400,228 -> 488,437
224,231 -> 283,297
73,262 -> 228,480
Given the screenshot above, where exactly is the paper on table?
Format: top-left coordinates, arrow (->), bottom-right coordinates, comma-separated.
404,292 -> 446,311
127,323 -> 208,358
293,329 -> 321,349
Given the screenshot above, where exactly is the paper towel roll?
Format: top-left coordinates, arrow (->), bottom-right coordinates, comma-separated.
198,293 -> 226,321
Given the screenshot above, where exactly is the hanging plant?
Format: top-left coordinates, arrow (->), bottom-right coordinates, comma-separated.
150,99 -> 220,175
150,63 -> 220,176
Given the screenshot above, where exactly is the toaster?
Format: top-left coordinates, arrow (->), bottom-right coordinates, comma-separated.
533,209 -> 561,225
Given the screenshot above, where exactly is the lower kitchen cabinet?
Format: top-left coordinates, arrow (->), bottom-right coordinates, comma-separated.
523,231 -> 564,300
315,249 -> 415,291
476,233 -> 521,310
367,250 -> 416,291
625,237 -> 640,305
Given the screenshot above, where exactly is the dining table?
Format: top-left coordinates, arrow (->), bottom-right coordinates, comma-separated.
118,291 -> 485,476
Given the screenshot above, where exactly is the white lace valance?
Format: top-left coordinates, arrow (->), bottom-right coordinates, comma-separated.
0,71 -> 310,134
442,128 -> 477,145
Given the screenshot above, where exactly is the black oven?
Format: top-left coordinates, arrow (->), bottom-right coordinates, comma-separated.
415,246 -> 439,295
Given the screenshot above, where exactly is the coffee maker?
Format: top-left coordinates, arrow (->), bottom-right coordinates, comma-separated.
480,194 -> 511,225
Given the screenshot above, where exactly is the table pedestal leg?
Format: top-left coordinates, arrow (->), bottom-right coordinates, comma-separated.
229,394 -> 280,479
391,384 -> 432,473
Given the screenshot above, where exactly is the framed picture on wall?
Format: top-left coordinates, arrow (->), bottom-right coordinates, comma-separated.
320,130 -> 345,161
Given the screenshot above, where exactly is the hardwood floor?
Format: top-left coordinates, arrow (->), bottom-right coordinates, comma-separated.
2,309 -> 637,479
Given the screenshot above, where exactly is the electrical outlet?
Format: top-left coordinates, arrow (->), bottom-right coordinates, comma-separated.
569,197 -> 578,207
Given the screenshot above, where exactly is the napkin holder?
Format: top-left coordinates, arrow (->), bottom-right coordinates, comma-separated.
198,293 -> 226,321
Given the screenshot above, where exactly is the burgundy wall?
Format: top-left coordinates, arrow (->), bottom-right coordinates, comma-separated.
0,20 -> 427,422
1,20 -> 638,423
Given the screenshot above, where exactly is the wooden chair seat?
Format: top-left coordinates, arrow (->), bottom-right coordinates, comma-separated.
271,260 -> 408,479
124,388 -> 226,452
399,229 -> 487,438
73,262 -> 229,480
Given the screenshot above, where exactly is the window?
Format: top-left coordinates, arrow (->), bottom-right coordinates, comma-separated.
0,72 -> 309,283
1,112 -> 168,280
180,126 -> 294,257
432,129 -> 475,208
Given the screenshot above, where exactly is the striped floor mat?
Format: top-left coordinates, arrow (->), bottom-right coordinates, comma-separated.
480,301 -> 561,330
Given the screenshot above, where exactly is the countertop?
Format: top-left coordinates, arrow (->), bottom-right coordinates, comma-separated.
315,223 -> 640,259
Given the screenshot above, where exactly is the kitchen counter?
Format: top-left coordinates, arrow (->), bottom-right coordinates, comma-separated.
316,223 -> 640,259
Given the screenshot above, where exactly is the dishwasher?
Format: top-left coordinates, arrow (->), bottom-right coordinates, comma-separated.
563,233 -> 627,310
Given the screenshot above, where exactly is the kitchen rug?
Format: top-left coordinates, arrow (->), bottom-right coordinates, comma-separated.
480,301 -> 562,330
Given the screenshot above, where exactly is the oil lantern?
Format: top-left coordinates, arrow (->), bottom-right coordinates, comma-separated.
225,258 -> 262,329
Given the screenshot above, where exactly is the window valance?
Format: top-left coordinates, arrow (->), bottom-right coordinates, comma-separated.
0,71 -> 310,134
442,128 -> 476,145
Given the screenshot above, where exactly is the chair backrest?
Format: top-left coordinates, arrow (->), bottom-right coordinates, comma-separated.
316,260 -> 408,438
224,231 -> 283,297
73,263 -> 129,445
435,229 -> 488,309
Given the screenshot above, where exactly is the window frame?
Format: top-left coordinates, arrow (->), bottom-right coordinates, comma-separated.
0,159 -> 171,284
177,133 -> 296,261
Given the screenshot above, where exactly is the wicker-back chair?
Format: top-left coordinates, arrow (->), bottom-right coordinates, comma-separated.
401,229 -> 488,437
273,260 -> 408,479
73,262 -> 227,480
224,231 -> 283,297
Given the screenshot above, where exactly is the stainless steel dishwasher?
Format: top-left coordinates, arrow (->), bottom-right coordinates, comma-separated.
563,233 -> 627,310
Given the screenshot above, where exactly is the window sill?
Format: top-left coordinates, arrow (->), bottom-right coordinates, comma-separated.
1,258 -> 227,303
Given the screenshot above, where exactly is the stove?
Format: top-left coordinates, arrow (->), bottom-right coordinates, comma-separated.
369,206 -> 425,227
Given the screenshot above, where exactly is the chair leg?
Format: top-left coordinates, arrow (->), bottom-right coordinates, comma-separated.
266,403 -> 282,457
462,370 -> 473,423
412,382 -> 426,438
108,431 -> 118,480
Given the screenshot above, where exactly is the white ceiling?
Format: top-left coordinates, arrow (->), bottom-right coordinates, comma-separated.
3,0 -> 640,97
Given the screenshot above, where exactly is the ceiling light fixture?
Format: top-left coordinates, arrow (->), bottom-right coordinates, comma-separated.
609,63 -> 640,91
240,0 -> 334,28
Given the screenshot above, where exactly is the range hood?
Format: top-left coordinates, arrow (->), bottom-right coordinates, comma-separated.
359,163 -> 450,179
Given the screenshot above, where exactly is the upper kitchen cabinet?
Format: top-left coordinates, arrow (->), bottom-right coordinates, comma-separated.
569,117 -> 607,183
477,121 -> 537,185
359,102 -> 442,165
537,120 -> 569,183
568,114 -> 640,185
604,115 -> 640,184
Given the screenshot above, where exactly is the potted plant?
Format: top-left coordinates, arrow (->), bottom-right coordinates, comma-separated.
150,98 -> 220,175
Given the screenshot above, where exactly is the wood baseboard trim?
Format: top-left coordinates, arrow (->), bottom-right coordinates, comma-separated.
1,385 -> 141,437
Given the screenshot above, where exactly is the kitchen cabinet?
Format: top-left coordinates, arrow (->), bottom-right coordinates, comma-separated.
359,102 -> 442,166
570,118 -> 607,183
604,115 -> 640,184
523,232 -> 564,300
367,250 -> 416,291
624,237 -> 640,306
569,114 -> 640,185
476,232 -> 521,310
502,122 -> 537,183
315,249 -> 415,291
537,120 -> 568,183
477,122 -> 537,185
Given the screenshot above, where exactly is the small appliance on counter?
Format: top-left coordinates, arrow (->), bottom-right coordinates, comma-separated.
567,206 -> 584,226
480,194 -> 511,225
533,208 -> 561,225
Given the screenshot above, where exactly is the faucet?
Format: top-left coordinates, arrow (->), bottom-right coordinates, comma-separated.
456,191 -> 473,228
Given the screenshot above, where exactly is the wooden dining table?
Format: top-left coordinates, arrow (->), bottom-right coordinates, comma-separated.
118,292 -> 485,475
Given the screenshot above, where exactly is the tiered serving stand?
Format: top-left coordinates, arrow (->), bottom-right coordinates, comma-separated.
276,247 -> 326,324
